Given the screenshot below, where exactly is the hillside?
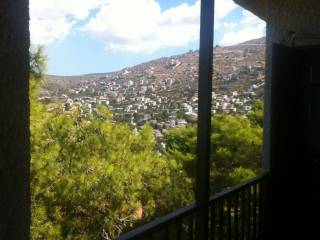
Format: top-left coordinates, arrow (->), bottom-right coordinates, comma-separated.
44,37 -> 265,94
42,37 -> 265,128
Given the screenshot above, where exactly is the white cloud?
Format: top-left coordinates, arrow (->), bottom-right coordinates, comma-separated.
240,10 -> 264,26
82,0 -> 200,53
223,22 -> 237,29
29,0 -> 105,45
219,26 -> 265,46
219,10 -> 266,46
82,0 -> 237,53
30,0 -> 238,51
215,0 -> 237,19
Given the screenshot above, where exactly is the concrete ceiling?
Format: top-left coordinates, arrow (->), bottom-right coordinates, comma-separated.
234,0 -> 268,20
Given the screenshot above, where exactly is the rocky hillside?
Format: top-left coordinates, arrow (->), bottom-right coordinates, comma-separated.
44,37 -> 265,95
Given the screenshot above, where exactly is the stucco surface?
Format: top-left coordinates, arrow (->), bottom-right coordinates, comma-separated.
235,0 -> 320,170
262,0 -> 320,170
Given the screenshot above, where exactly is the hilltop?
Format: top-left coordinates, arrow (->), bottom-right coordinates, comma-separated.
44,37 -> 265,94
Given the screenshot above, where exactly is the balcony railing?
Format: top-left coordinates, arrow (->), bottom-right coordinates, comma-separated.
118,173 -> 268,240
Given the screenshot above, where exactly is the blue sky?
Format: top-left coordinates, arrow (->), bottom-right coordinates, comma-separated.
29,0 -> 265,76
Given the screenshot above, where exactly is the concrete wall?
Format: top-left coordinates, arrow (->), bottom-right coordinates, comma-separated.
0,0 -> 30,239
262,0 -> 320,171
261,1 -> 320,238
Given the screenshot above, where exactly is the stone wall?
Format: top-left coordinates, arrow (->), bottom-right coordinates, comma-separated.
0,0 -> 30,239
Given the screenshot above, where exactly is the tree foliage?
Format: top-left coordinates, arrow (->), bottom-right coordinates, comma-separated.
30,47 -> 263,239
247,99 -> 264,128
164,113 -> 262,194
210,114 -> 262,193
30,47 -> 192,239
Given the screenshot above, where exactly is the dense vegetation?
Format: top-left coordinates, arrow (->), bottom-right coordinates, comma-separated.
30,47 -> 263,239
165,113 -> 262,195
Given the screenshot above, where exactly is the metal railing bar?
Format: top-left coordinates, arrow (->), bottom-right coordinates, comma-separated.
253,184 -> 257,238
241,190 -> 246,240
188,214 -> 194,240
118,203 -> 198,240
227,197 -> 232,240
164,227 -> 169,240
234,192 -> 239,240
177,219 -> 182,240
247,187 -> 252,240
210,203 -> 216,240
219,200 -> 224,240
119,173 -> 268,240
258,181 -> 265,236
209,173 -> 268,204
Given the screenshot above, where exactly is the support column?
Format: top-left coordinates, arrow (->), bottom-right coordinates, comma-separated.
196,0 -> 214,239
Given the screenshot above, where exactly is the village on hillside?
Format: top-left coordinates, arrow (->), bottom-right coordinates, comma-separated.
41,38 -> 265,148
